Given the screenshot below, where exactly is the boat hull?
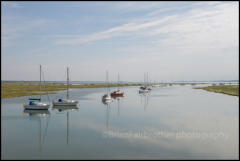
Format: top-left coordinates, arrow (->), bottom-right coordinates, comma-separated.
52,100 -> 78,106
111,93 -> 124,97
23,104 -> 50,110
102,94 -> 112,101
52,102 -> 78,106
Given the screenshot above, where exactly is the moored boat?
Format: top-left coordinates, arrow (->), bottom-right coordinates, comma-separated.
102,70 -> 112,101
111,90 -> 124,97
24,101 -> 50,110
102,94 -> 112,101
139,86 -> 149,93
23,65 -> 50,110
111,73 -> 124,97
52,67 -> 78,106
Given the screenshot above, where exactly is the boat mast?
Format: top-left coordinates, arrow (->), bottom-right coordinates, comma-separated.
40,65 -> 42,100
117,73 -> 119,91
147,72 -> 149,86
144,73 -> 146,87
106,70 -> 109,94
67,67 -> 69,100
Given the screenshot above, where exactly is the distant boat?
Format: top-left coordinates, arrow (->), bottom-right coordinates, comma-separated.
52,67 -> 78,106
102,71 -> 112,101
139,86 -> 149,94
139,73 -> 149,93
23,65 -> 50,110
146,72 -> 152,91
111,73 -> 124,97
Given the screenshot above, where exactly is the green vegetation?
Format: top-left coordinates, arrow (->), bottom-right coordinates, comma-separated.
1,82 -> 142,98
1,81 -> 219,99
194,85 -> 239,96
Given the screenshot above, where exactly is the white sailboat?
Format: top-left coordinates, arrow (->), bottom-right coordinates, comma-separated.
52,67 -> 78,106
23,65 -> 50,110
102,70 -> 112,102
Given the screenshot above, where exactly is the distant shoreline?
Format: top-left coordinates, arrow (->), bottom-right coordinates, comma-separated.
1,80 -> 239,84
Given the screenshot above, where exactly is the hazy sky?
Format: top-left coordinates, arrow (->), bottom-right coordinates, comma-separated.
1,1 -> 239,82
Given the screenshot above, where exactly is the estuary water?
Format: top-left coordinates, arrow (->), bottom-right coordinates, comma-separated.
1,85 -> 239,159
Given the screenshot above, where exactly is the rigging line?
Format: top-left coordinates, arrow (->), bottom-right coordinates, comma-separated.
40,65 -> 42,100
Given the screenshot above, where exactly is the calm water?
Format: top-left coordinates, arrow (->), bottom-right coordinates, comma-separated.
1,85 -> 239,159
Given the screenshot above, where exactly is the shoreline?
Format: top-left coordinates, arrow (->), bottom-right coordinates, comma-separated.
1,82 -> 142,99
2,82 -> 238,99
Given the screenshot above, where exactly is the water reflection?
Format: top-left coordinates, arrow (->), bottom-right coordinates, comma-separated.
112,96 -> 123,116
139,92 -> 150,111
23,109 -> 50,116
2,86 -> 238,159
52,105 -> 78,112
23,109 -> 50,155
102,99 -> 112,131
52,105 -> 78,144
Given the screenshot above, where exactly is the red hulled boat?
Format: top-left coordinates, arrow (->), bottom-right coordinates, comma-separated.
111,90 -> 124,97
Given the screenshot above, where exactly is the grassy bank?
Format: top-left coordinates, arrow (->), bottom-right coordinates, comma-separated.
194,85 -> 239,96
1,82 -> 142,98
1,82 -> 209,99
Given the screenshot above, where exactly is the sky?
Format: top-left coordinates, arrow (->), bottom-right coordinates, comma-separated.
1,1 -> 239,82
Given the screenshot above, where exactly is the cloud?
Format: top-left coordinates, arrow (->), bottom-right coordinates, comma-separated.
2,16 -> 49,47
150,2 -> 239,52
55,15 -> 177,45
2,2 -> 238,81
2,2 -> 22,8
55,2 -> 238,50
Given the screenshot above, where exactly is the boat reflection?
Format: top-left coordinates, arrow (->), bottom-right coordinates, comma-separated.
23,109 -> 50,116
102,99 -> 112,105
139,92 -> 149,111
111,95 -> 124,99
112,96 -> 123,116
102,99 -> 112,130
52,105 -> 78,112
23,109 -> 50,157
52,105 -> 78,145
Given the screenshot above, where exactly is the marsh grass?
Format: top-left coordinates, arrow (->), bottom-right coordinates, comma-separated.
1,82 -> 142,98
194,85 -> 239,96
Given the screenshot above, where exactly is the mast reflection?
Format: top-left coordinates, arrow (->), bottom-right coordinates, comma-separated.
52,105 -> 78,145
23,109 -> 50,156
102,99 -> 112,131
139,92 -> 149,111
112,96 -> 123,116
